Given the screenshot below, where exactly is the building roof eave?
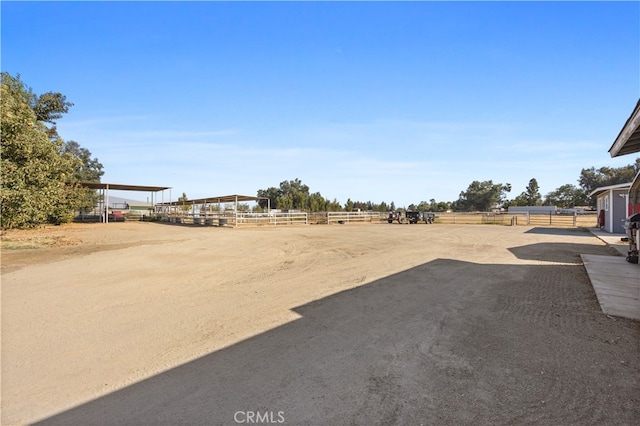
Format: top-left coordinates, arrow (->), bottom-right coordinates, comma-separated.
609,98 -> 640,157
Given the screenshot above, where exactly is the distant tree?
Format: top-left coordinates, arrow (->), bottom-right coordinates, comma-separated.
308,192 -> 328,211
257,178 -> 310,210
544,184 -> 588,208
280,178 -> 309,209
511,178 -> 542,206
416,201 -> 431,211
352,200 -> 370,211
256,186 -> 280,210
456,180 -> 511,211
436,201 -> 451,211
278,193 -> 295,210
579,160 -> 639,207
178,193 -> 190,213
327,198 -> 342,212
345,198 -> 354,212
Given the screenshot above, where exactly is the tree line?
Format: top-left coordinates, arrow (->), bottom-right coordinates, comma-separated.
255,162 -> 638,214
3,73 -> 638,229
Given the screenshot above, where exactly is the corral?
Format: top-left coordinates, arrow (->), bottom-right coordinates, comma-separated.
1,222 -> 638,425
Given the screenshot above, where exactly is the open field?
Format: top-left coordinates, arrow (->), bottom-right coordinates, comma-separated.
2,222 -> 639,425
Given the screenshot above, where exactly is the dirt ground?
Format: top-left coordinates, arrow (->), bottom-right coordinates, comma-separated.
1,222 -> 639,425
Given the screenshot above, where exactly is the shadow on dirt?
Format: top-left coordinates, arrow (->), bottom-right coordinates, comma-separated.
36,246 -> 639,425
509,242 -> 622,263
524,227 -> 593,237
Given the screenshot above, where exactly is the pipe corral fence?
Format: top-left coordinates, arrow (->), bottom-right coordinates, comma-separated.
433,211 -> 597,228
326,211 -> 386,224
77,208 -> 597,229
154,211 -> 310,227
146,211 -> 387,227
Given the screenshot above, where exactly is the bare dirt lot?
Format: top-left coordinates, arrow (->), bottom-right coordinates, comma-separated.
2,222 -> 639,425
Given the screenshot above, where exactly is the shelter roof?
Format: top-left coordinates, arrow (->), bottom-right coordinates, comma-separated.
609,98 -> 640,157
80,182 -> 171,192
588,182 -> 632,198
158,194 -> 268,205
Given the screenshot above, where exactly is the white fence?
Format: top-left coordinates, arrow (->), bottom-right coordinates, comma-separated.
434,212 -> 597,228
236,212 -> 308,226
159,211 -> 308,227
327,211 -> 386,224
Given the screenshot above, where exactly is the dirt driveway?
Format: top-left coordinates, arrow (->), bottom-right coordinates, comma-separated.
2,222 -> 638,425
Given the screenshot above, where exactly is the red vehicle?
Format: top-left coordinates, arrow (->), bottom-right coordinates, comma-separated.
108,210 -> 125,222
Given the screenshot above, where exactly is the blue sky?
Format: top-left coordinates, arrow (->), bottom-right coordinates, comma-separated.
2,1 -> 639,207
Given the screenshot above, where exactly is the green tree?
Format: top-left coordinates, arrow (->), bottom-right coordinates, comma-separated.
62,140 -> 104,211
1,73 -> 86,229
327,198 -> 342,212
436,201 -> 451,212
276,193 -> 294,210
279,178 -> 309,210
32,91 -> 73,124
257,178 -> 311,210
456,180 -> 511,211
543,184 -> 588,208
579,160 -> 639,207
256,186 -> 280,210
345,198 -> 354,212
62,141 -> 103,182
511,178 -> 542,206
177,193 -> 190,213
308,192 -> 328,211
32,91 -> 74,140
416,201 -> 431,211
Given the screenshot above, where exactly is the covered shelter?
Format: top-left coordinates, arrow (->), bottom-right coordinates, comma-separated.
158,194 -> 270,228
608,98 -> 640,215
80,182 -> 172,223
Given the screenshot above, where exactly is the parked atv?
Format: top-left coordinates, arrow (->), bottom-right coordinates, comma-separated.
405,211 -> 421,224
422,212 -> 435,224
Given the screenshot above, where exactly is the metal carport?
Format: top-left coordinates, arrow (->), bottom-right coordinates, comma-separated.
158,194 -> 270,228
80,182 -> 172,223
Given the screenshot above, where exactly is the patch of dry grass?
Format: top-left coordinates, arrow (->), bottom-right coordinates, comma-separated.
1,228 -> 81,250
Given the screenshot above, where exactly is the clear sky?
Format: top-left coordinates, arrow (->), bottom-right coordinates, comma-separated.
2,1 -> 639,207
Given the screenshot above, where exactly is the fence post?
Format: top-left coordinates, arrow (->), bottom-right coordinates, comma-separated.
573,212 -> 577,227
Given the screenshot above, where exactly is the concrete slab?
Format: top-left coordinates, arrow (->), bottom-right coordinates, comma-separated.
588,228 -> 630,257
581,254 -> 640,320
